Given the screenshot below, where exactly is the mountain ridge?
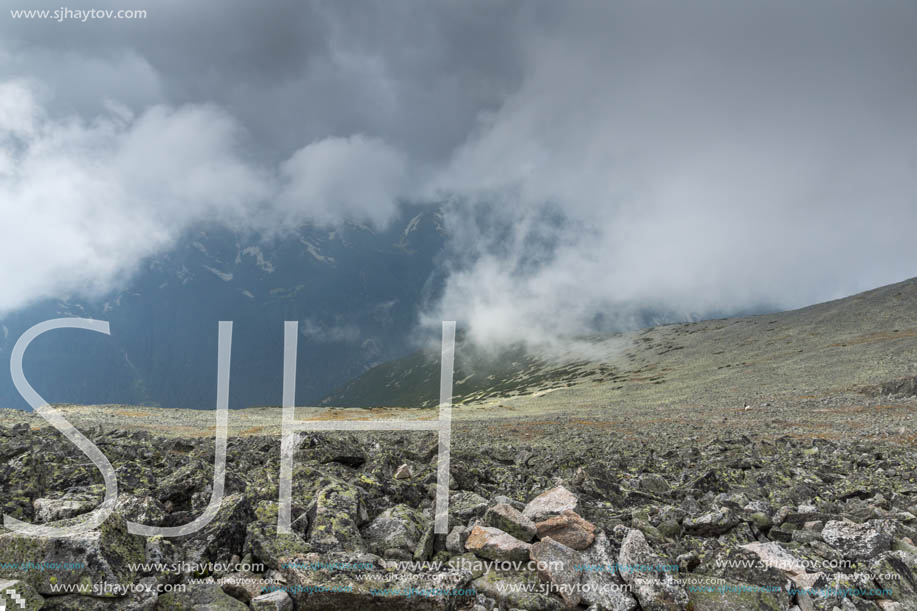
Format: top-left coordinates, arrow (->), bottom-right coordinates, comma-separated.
320,275 -> 917,410
0,207 -> 447,410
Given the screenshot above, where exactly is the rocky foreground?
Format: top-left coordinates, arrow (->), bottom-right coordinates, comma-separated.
0,414 -> 916,611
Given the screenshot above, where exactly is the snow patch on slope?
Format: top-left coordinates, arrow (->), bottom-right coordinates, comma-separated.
300,238 -> 335,264
242,246 -> 275,273
204,266 -> 233,282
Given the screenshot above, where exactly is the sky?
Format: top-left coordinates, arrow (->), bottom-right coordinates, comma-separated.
1,0 -> 916,347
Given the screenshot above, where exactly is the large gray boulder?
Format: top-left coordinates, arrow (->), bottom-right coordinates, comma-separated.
529,536 -> 584,607
472,570 -> 564,611
523,487 -> 579,522
280,552 -> 475,610
868,551 -> 917,610
32,488 -> 100,523
361,504 -> 427,555
683,508 -> 740,536
822,520 -> 893,560
684,574 -> 789,610
484,503 -> 537,542
446,525 -> 469,554
0,512 -> 144,596
243,501 -> 313,570
616,527 -> 688,611
250,590 -> 294,610
580,531 -> 639,611
308,482 -> 368,552
157,582 -> 248,610
450,491 -> 489,523
515,530 -> 637,611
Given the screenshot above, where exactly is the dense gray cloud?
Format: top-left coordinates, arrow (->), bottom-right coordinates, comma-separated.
425,1 -> 917,344
1,0 -> 916,344
0,0 -> 525,159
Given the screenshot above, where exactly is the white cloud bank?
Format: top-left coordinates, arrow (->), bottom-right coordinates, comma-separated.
278,135 -> 409,228
0,80 -> 413,314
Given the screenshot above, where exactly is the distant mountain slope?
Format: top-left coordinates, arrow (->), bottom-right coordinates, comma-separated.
321,336 -> 618,408
0,207 -> 447,410
321,277 -> 917,408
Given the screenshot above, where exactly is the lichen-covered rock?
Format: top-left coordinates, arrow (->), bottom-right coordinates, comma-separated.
155,462 -> 216,512
308,482 -> 368,552
739,542 -> 807,578
465,525 -> 532,562
450,491 -> 489,523
868,551 -> 917,609
683,508 -> 740,536
579,531 -> 639,611
523,487 -> 579,522
244,501 -> 313,570
413,523 -> 435,561
0,512 -> 144,596
446,525 -> 469,554
638,474 -> 672,496
250,590 -> 294,610
361,503 -> 427,555
616,527 -> 688,610
529,536 -> 584,606
157,582 -> 248,610
178,493 -> 253,568
535,510 -> 596,550
690,470 -> 727,495
115,494 -> 167,527
218,571 -> 263,603
32,488 -> 100,523
484,502 -> 537,542
297,432 -> 367,469
788,571 -> 847,611
472,570 -> 564,611
822,520 -> 893,560
0,579 -> 43,610
684,574 -> 789,610
281,552 -> 474,610
699,546 -> 788,591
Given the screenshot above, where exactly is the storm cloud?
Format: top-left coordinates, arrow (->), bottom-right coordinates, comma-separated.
2,0 -> 916,345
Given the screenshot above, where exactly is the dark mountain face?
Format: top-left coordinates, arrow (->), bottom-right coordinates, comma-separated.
0,207 -> 447,410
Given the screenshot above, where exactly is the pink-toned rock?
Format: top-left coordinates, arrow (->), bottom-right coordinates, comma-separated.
464,525 -> 531,562
535,510 -> 596,550
523,486 -> 579,521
